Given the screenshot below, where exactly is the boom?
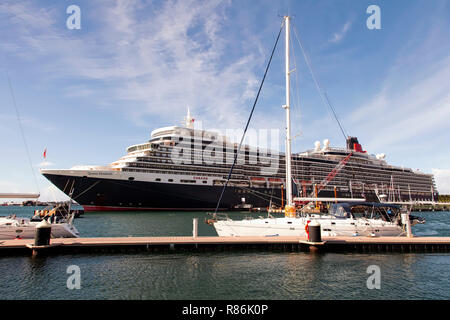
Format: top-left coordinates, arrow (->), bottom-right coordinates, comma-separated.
312,152 -> 352,195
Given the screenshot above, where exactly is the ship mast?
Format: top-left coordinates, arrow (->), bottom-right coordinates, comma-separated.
185,107 -> 195,129
283,16 -> 293,208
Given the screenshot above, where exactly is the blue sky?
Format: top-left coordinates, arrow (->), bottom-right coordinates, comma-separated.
1,0 -> 450,200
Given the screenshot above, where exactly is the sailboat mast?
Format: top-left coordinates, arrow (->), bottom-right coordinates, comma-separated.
283,15 -> 293,206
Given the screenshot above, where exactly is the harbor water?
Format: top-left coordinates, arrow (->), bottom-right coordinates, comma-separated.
0,207 -> 449,300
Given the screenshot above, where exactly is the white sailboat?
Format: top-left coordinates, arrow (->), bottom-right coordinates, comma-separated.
212,16 -> 419,238
213,200 -> 422,237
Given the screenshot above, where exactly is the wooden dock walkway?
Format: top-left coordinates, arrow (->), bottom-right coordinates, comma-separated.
1,235 -> 450,256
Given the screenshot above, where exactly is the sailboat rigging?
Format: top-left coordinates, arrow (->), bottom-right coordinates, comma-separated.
211,16 -> 424,238
212,23 -> 284,215
0,73 -> 79,239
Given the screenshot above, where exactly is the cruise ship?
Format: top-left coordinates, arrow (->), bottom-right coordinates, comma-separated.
41,110 -> 438,212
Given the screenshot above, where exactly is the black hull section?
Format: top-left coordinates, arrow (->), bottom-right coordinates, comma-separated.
43,174 -> 275,211
43,174 -> 373,212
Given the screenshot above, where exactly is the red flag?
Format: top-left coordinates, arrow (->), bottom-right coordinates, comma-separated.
43,148 -> 47,159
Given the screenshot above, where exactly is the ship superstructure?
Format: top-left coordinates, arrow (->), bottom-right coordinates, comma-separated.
41,110 -> 437,211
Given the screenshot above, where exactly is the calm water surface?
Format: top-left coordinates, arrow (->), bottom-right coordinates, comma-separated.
0,207 -> 449,300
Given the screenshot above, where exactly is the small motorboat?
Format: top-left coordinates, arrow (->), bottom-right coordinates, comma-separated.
0,210 -> 79,240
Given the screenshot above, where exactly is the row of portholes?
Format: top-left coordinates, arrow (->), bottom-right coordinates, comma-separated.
128,177 -> 207,184
127,176 -> 171,182
89,201 -> 144,206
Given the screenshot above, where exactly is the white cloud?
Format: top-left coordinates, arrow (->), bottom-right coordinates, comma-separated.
0,0 -> 265,130
432,169 -> 450,194
348,54 -> 450,153
330,21 -> 352,43
38,161 -> 54,168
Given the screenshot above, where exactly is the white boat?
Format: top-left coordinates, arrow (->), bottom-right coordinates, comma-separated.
0,215 -> 79,239
214,202 -> 424,237
0,195 -> 79,240
212,16 -> 424,238
0,190 -> 79,240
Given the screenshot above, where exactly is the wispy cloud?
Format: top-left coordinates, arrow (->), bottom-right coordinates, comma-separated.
0,114 -> 56,132
330,21 -> 352,43
349,54 -> 450,152
37,161 -> 54,168
0,0 -> 267,130
432,169 -> 450,194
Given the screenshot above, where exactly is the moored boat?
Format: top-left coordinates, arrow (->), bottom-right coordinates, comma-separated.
211,16 -> 426,238
0,214 -> 79,239
213,202 -> 424,237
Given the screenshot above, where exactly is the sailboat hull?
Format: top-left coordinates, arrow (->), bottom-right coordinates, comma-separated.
0,218 -> 79,240
213,217 -> 405,237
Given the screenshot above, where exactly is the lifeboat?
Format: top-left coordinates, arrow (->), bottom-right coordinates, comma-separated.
250,177 -> 266,184
268,178 -> 283,185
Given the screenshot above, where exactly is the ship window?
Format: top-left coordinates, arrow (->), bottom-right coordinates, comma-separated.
128,177 -> 135,181
155,178 -> 161,181
202,181 -> 207,184
168,179 -> 173,182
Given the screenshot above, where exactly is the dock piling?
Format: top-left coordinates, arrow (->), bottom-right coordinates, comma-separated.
193,218 -> 198,238
308,221 -> 321,243
401,211 -> 413,238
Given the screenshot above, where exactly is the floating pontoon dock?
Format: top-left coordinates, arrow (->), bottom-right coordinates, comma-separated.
0,236 -> 449,256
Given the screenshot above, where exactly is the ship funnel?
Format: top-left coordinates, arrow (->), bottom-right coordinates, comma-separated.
346,136 -> 358,150
346,136 -> 366,153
